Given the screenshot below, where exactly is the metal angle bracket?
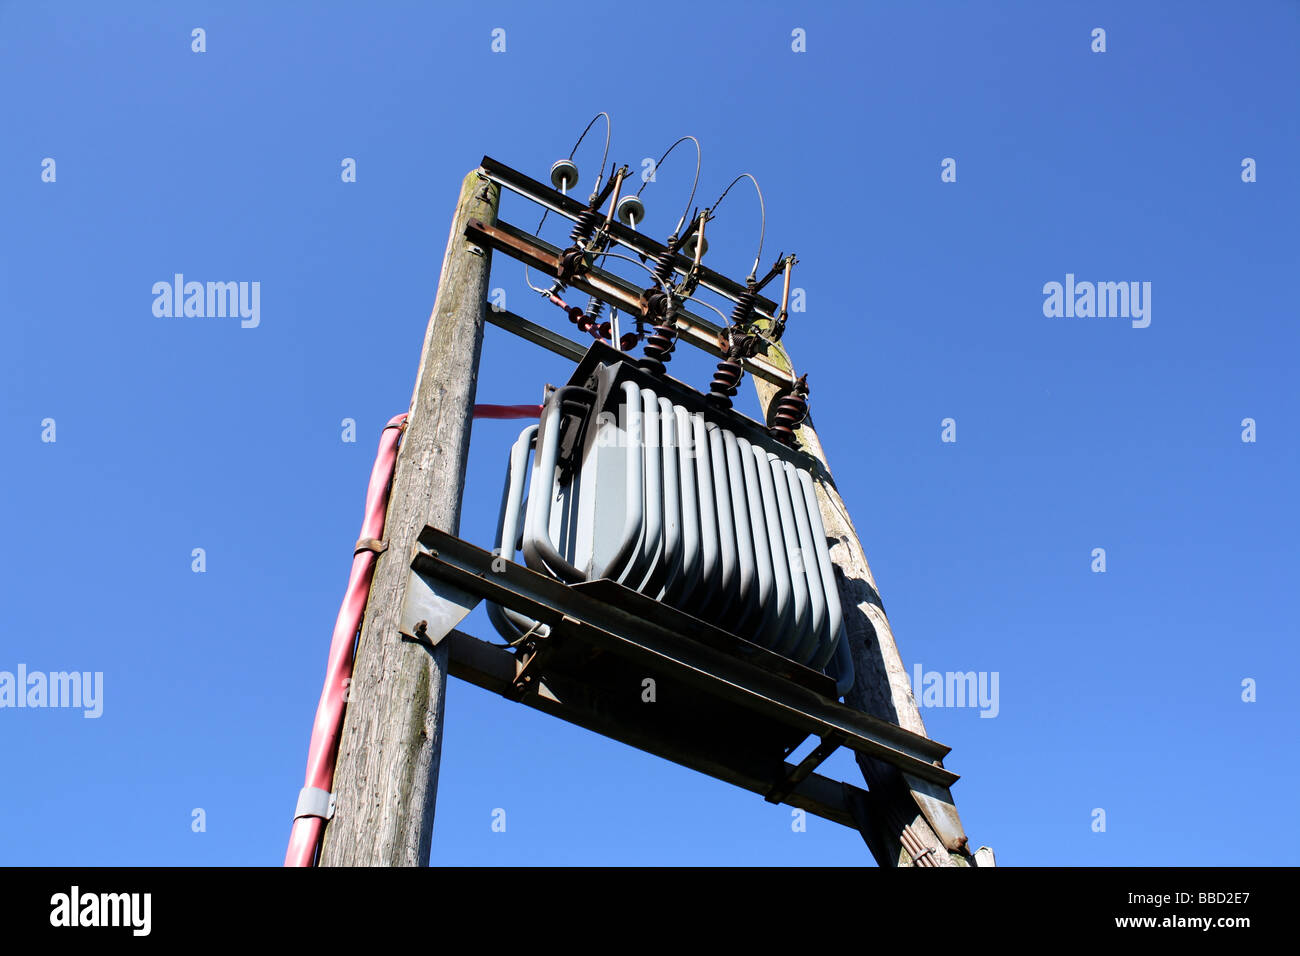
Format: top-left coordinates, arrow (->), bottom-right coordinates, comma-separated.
398,541 -> 482,648
765,731 -> 846,805
486,306 -> 587,363
902,771 -> 970,854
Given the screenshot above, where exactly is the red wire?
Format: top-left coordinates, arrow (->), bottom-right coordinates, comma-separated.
473,404 -> 543,419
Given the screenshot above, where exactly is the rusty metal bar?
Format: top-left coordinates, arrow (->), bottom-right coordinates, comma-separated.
467,217 -> 795,388
470,217 -> 642,311
480,155 -> 783,319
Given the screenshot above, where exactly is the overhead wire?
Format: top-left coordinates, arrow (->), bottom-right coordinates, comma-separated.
636,135 -> 702,239
709,172 -> 766,283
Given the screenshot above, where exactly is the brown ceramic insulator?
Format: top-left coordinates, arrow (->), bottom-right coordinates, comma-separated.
639,323 -> 678,374
770,391 -> 808,446
569,207 -> 601,246
729,286 -> 759,329
706,358 -> 744,409
565,303 -> 599,336
650,248 -> 677,290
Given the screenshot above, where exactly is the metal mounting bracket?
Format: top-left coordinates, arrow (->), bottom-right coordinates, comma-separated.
398,543 -> 482,648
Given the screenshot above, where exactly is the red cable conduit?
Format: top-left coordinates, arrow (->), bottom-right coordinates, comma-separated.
284,413 -> 407,866
284,404 -> 543,866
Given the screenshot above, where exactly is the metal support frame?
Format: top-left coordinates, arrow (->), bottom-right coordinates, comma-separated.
440,628 -> 874,830
480,155 -> 783,318
472,148 -> 803,399
405,527 -> 957,790
467,219 -> 796,389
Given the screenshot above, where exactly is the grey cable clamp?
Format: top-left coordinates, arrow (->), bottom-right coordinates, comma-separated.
294,786 -> 336,821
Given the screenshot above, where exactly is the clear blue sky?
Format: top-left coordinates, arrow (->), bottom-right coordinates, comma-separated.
2,1 -> 1296,866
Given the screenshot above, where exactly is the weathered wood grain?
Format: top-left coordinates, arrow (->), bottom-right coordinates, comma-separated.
319,170 -> 500,867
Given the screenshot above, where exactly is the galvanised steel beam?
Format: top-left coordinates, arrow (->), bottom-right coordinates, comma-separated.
485,306 -> 588,363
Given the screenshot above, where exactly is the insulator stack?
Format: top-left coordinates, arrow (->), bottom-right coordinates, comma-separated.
636,244 -> 684,369
639,322 -> 678,374
770,380 -> 809,447
729,286 -> 759,329
569,207 -> 601,246
650,247 -> 677,290
706,358 -> 744,409
582,295 -> 605,325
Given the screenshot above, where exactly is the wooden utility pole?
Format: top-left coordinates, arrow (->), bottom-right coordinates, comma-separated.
751,344 -> 982,867
319,170 -> 500,866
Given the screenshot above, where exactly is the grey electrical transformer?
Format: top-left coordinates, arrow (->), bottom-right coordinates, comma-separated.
490,341 -> 854,697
